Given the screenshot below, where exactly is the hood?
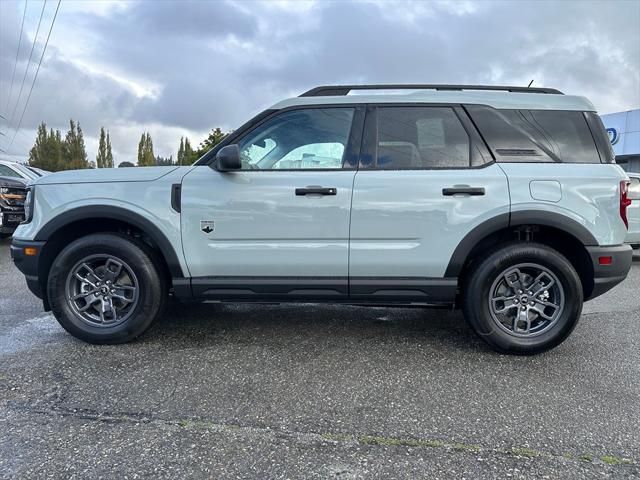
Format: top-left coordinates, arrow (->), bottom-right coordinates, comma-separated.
0,175 -> 28,188
34,166 -> 180,185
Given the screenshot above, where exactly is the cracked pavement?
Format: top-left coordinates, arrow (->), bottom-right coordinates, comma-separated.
1,236 -> 639,479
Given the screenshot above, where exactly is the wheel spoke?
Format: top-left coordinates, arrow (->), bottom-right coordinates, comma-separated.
514,307 -> 531,333
78,296 -> 100,312
503,268 -> 524,293
71,288 -> 99,301
105,258 -> 124,281
491,295 -> 518,314
530,272 -> 555,297
531,299 -> 561,320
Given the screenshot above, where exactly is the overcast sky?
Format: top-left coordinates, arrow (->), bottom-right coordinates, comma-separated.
1,0 -> 639,166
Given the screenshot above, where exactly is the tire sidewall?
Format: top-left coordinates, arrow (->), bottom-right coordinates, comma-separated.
465,243 -> 583,354
48,233 -> 163,344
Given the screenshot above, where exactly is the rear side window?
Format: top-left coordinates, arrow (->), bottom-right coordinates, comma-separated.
467,106 -> 601,164
376,107 -> 470,169
525,110 -> 600,163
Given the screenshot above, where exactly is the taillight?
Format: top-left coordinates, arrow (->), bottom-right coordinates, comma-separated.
620,180 -> 632,229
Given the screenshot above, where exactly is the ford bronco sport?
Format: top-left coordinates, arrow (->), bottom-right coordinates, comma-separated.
11,84 -> 634,354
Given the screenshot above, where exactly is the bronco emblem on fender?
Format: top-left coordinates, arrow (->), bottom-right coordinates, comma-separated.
200,220 -> 214,234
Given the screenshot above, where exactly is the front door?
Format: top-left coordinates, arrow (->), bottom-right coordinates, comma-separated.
181,106 -> 363,300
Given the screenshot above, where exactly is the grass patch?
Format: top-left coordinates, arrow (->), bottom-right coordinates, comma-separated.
453,443 -> 481,453
579,454 -> 593,462
511,447 -> 540,458
322,433 -> 353,442
178,419 -> 191,428
358,435 -> 443,448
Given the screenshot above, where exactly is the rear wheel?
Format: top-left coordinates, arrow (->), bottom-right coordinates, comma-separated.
48,233 -> 167,344
463,242 -> 583,354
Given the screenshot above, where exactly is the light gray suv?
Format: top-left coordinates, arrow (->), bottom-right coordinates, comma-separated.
11,84 -> 634,354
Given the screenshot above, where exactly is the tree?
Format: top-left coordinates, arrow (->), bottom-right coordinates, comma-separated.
106,132 -> 114,168
155,155 -> 174,166
137,132 -> 155,166
96,127 -> 107,168
28,122 -> 63,171
197,127 -> 227,156
118,161 -> 135,168
177,136 -> 199,165
177,137 -> 185,166
63,120 -> 90,170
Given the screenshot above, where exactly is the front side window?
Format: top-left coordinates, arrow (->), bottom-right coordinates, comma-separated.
237,108 -> 354,170
376,107 -> 470,169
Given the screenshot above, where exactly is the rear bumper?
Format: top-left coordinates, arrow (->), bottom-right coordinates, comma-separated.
586,244 -> 633,300
10,238 -> 45,300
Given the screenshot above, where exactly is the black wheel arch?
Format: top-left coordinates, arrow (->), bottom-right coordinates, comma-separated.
33,205 -> 184,307
447,210 -> 598,299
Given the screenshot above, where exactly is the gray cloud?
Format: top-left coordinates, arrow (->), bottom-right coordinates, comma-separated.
0,0 -> 638,164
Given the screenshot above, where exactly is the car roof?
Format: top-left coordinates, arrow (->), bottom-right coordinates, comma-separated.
271,86 -> 596,112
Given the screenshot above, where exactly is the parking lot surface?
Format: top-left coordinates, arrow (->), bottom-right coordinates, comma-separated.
1,236 -> 639,479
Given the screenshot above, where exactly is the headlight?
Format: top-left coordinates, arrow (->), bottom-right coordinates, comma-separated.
23,186 -> 34,223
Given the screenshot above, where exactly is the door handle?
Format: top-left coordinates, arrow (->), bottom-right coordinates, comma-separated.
442,186 -> 485,196
295,187 -> 337,196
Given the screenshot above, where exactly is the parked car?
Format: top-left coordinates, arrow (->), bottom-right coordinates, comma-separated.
0,160 -> 48,181
625,173 -> 640,249
0,176 -> 27,238
10,84 -> 633,354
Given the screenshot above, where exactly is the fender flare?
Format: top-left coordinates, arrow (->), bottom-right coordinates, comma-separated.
444,210 -> 598,278
35,205 -> 185,277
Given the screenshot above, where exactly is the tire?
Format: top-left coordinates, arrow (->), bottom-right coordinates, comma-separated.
48,233 -> 167,344
463,242 -> 583,355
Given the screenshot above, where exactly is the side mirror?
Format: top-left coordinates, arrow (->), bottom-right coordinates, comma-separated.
215,144 -> 241,172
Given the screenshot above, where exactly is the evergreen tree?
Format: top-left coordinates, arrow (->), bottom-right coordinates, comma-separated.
96,127 -> 107,168
155,155 -> 174,166
184,137 -> 195,165
63,120 -> 90,170
106,132 -> 114,168
28,122 -> 63,171
177,137 -> 185,166
137,132 -> 155,166
198,127 -> 227,156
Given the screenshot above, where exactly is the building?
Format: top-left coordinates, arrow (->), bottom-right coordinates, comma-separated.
600,108 -> 640,173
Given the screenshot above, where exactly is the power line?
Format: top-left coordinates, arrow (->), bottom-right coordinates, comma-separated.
7,0 -> 48,128
3,0 -> 28,113
7,0 -> 61,151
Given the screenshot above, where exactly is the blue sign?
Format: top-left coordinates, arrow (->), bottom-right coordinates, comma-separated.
606,127 -> 619,145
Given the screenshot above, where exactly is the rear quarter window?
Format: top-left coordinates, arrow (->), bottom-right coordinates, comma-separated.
467,106 -> 601,164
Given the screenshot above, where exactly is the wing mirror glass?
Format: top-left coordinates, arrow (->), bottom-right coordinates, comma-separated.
215,144 -> 242,172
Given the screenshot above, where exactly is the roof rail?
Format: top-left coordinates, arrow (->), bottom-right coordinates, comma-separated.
299,84 -> 564,97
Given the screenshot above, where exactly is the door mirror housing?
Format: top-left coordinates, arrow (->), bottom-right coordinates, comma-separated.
215,144 -> 242,172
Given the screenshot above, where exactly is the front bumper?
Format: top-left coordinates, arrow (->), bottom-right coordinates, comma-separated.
0,211 -> 25,233
10,238 -> 46,300
586,244 -> 633,300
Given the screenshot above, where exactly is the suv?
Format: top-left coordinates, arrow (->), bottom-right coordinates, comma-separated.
10,84 -> 634,354
625,173 -> 640,249
0,175 -> 27,238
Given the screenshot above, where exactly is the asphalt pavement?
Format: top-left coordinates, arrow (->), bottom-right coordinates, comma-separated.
1,236 -> 639,479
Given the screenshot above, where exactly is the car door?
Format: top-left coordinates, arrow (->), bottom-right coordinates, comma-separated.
349,105 -> 510,302
180,106 -> 364,300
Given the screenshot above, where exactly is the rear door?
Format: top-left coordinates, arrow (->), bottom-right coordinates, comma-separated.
349,105 -> 510,302
180,106 -> 364,300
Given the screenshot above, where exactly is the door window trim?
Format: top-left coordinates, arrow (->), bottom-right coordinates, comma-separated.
358,103 -> 493,170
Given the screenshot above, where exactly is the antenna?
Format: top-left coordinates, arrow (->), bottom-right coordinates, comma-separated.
527,79 -> 534,88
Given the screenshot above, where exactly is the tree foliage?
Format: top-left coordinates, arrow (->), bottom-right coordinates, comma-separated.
137,132 -> 155,166
96,127 -> 108,168
106,132 -> 114,168
118,161 -> 135,168
29,120 -> 93,171
63,120 -> 90,170
198,127 -> 227,156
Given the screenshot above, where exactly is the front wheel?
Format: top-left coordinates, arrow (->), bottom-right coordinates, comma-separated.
48,233 -> 167,344
463,242 -> 583,355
